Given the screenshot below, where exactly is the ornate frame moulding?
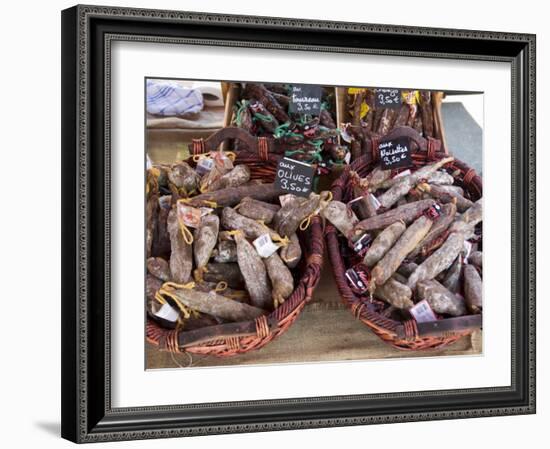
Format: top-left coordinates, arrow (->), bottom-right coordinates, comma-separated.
61,4 -> 535,443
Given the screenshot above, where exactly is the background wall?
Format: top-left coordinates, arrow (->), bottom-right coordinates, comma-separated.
0,0 -> 544,447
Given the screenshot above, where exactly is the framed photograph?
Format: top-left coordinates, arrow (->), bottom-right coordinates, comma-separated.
61,4 -> 536,443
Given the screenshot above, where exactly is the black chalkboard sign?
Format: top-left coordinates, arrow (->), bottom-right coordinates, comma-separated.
375,88 -> 402,108
275,157 -> 315,197
378,136 -> 413,169
289,84 -> 322,114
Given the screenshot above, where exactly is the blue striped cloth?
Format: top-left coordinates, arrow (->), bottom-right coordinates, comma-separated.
146,80 -> 204,116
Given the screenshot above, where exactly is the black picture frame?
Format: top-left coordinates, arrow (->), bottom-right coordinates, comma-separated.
61,4 -> 536,443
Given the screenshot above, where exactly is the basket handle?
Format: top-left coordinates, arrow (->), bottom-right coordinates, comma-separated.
348,126 -> 445,169
188,127 -> 273,160
176,316 -> 281,349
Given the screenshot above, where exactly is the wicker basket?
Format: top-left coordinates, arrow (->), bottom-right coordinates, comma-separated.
325,127 -> 482,350
337,89 -> 448,160
146,128 -> 325,357
222,83 -> 343,170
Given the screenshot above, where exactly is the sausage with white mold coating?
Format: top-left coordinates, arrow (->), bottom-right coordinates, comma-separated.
212,240 -> 238,263
280,233 -> 302,268
167,208 -> 193,284
167,161 -> 200,195
427,170 -> 454,186
448,199 -> 483,234
363,166 -> 392,192
442,256 -> 463,294
147,257 -> 171,281
189,182 -> 283,208
146,274 -> 163,302
152,195 -> 172,258
354,199 -> 436,233
207,165 -> 251,192
274,191 -> 330,238
203,263 -> 245,289
193,214 -> 219,270
348,171 -> 378,219
408,202 -> 457,259
468,251 -> 483,270
370,215 -> 433,290
234,231 -> 272,310
416,279 -> 466,316
397,262 -> 418,277
264,252 -> 294,307
236,197 -> 280,224
375,278 -> 414,310
221,207 -> 280,241
166,287 -> 266,322
464,265 -> 482,313
194,281 -> 251,304
377,157 -> 454,209
363,221 -> 407,268
407,231 -> 466,290
417,183 -> 473,212
200,158 -> 233,193
321,200 -> 359,239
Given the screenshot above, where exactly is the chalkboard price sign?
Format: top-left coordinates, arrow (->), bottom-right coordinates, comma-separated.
275,157 -> 315,197
289,84 -> 322,114
378,136 -> 413,169
375,88 -> 402,108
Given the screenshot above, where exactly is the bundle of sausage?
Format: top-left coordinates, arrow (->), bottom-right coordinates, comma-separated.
232,83 -> 347,168
344,89 -> 445,160
323,156 -> 483,327
146,151 -> 330,332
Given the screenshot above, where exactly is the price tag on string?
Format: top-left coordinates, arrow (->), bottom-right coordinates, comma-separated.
375,88 -> 402,108
253,234 -> 279,258
275,157 -> 315,197
378,137 -> 413,170
289,84 -> 322,115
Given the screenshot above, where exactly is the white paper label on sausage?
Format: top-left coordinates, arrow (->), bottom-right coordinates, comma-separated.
253,234 -> 279,258
409,300 -> 437,323
394,169 -> 411,179
463,241 -> 473,263
196,156 -> 214,175
154,303 -> 179,322
176,203 -> 202,228
369,193 -> 381,210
